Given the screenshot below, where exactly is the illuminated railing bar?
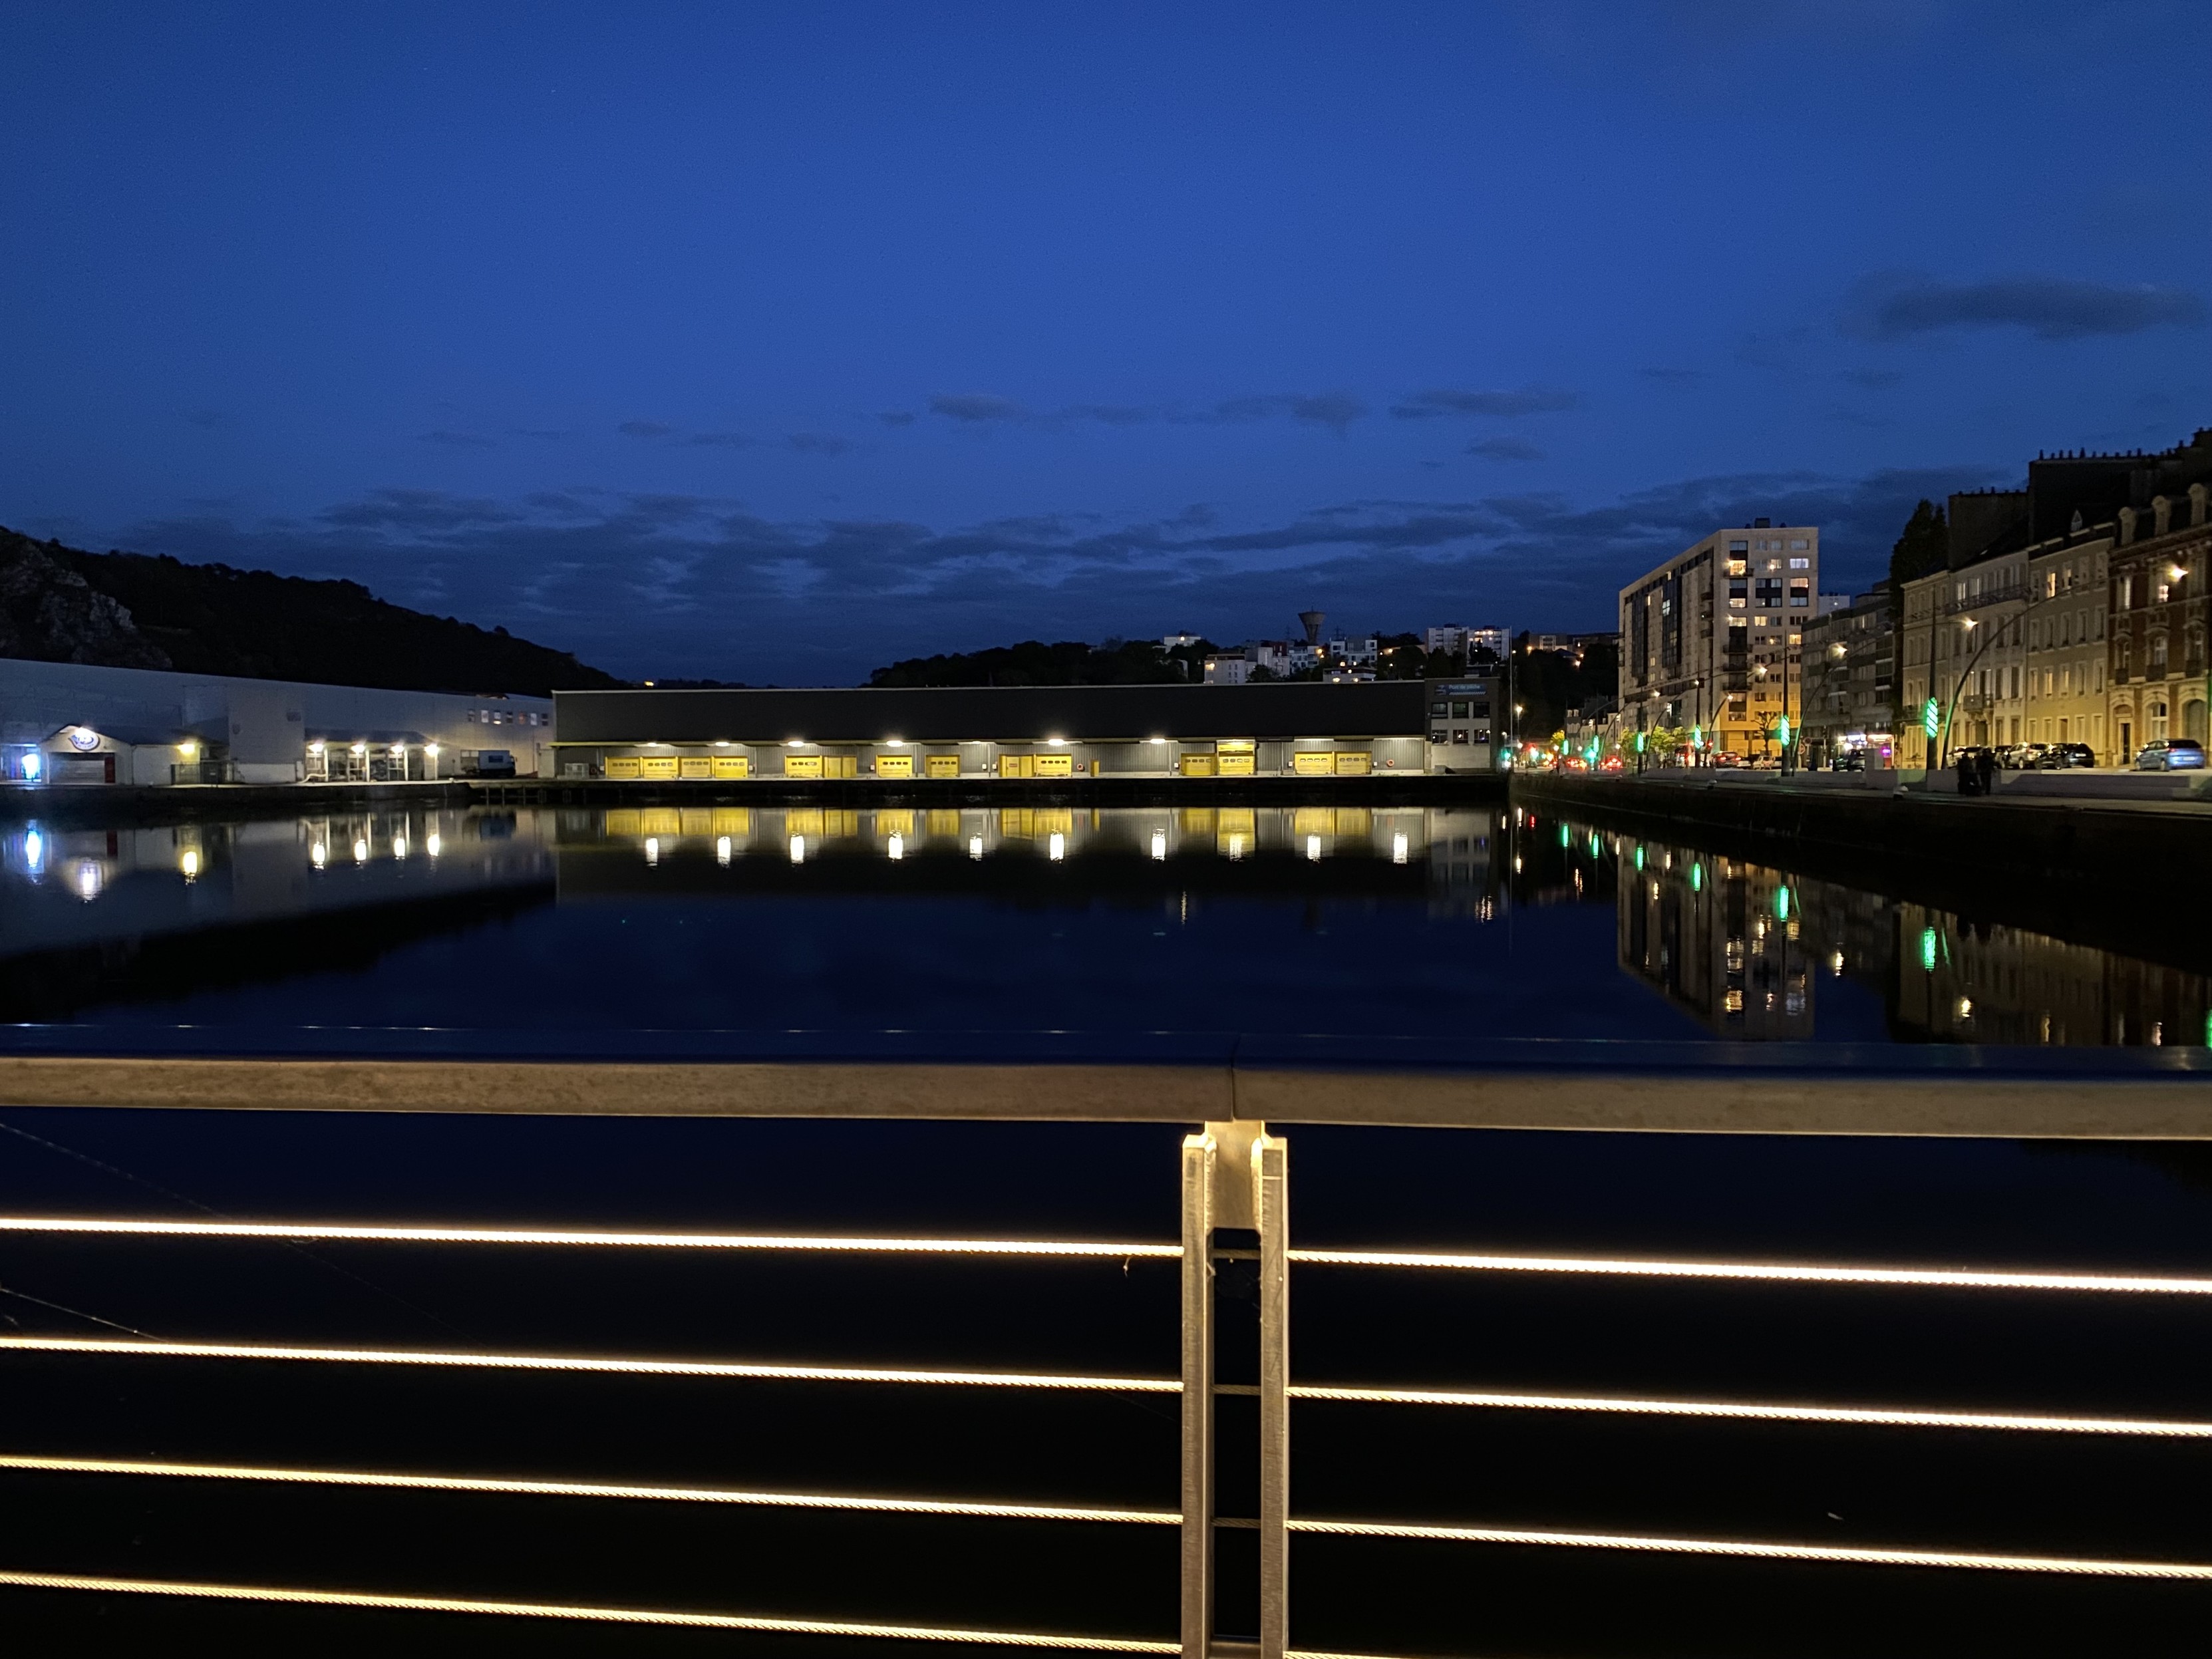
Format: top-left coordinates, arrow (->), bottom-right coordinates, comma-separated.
0,1569 -> 1401,1658
0,1336 -> 1180,1393
0,1569 -> 1181,1650
1283,1519 -> 2212,1579
0,1453 -> 1180,1525
1288,1384 -> 2212,1437
1289,1247 -> 2212,1296
0,1217 -> 1178,1261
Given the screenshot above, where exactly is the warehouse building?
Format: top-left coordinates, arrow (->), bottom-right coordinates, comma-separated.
0,657 -> 553,785
552,679 -> 1504,780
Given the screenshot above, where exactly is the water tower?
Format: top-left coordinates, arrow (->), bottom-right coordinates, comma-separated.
1298,611 -> 1326,646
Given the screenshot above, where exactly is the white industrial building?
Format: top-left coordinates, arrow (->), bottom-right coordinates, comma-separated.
0,657 -> 553,786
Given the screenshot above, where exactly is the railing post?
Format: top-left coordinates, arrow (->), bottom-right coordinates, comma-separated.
1180,1130 -> 1217,1659
1184,1123 -> 1286,1659
1254,1130 -> 1289,1659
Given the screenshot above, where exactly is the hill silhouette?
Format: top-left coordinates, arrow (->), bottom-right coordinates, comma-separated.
0,526 -> 619,696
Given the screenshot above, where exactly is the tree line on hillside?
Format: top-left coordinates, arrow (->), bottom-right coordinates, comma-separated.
0,526 -> 620,696
871,631 -> 1484,688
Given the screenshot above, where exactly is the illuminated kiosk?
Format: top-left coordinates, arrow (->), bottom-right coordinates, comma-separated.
552,680 -> 1503,782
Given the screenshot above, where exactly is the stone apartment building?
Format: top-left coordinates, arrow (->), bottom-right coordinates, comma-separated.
2108,478 -> 2212,756
1897,432 -> 2212,766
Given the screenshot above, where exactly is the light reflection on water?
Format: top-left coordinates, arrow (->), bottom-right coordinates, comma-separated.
0,804 -> 2203,1046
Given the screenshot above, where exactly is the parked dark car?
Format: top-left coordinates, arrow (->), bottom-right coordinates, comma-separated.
2133,738 -> 2206,771
2042,742 -> 2097,769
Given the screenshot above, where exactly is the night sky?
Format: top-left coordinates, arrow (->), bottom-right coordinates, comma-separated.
5,3 -> 2207,684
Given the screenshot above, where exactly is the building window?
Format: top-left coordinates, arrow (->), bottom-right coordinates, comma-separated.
1789,557 -> 1810,569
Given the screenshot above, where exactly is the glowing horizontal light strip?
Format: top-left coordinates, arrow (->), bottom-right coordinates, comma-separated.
1289,1247 -> 2212,1295
1287,1384 -> 2212,1437
0,1217 -> 1177,1260
0,1453 -> 1178,1525
0,1569 -> 1400,1659
0,1570 -> 1180,1650
1284,1518 -> 2212,1579
0,1336 -> 1178,1392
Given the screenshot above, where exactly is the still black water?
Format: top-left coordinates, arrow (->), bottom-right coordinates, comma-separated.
3,804 -> 2210,1656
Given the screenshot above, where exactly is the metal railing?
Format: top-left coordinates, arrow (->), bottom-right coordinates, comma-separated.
4,1050 -> 2212,1652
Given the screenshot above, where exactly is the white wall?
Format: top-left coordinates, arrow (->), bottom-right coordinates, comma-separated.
0,657 -> 553,779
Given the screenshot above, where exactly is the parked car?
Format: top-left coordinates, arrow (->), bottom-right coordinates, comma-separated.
1709,751 -> 1744,769
1994,743 -> 2044,770
1598,754 -> 1625,772
2133,738 -> 2207,771
1830,751 -> 1865,772
2042,742 -> 2097,769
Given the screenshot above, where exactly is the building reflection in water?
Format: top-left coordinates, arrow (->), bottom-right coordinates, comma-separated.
0,810 -> 555,1021
1567,818 -> 2212,1046
561,803 -> 1505,919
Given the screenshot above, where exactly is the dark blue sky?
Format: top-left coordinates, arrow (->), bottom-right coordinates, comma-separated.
5,3 -> 2207,683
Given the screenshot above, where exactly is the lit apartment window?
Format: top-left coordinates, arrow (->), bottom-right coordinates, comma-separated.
1789,557 -> 1810,569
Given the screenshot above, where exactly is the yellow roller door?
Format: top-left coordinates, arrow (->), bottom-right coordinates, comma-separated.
605,756 -> 642,780
1180,754 -> 1216,777
784,754 -> 824,778
641,755 -> 680,780
1333,751 -> 1372,775
1034,752 -> 1073,778
1292,751 -> 1333,776
925,753 -> 960,778
711,755 -> 750,780
874,752 -> 915,778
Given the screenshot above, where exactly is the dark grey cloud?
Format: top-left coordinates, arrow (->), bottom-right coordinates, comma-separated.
1469,436 -> 1543,462
1843,273 -> 2207,342
1391,386 -> 1577,419
417,430 -> 498,448
1285,392 -> 1365,433
787,432 -> 853,456
877,410 -> 917,427
923,389 -> 1366,434
929,392 -> 1028,424
514,427 -> 579,440
123,458 -> 2002,682
1060,404 -> 1154,427
1190,392 -> 1366,432
618,420 -> 675,437
687,431 -> 756,449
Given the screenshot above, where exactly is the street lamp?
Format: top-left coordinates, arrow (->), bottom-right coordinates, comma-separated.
1934,587 -> 2078,768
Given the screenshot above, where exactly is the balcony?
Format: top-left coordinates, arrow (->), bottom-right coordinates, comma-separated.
2,1044 -> 2210,1655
